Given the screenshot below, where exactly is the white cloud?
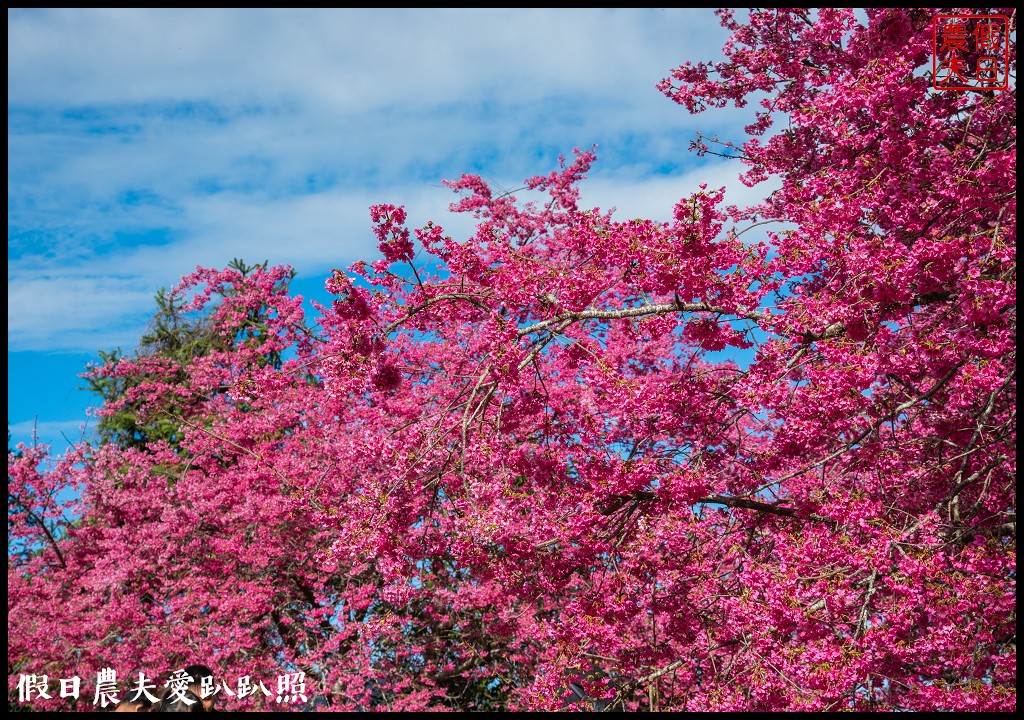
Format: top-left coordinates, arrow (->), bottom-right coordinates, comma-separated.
8,8 -> 769,354
7,274 -> 157,352
8,9 -> 728,109
7,418 -> 97,449
580,161 -> 782,224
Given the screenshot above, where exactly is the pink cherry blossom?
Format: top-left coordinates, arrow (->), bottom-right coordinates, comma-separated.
9,8 -> 1014,711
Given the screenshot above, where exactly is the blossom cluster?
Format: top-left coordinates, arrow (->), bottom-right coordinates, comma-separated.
8,8 -> 1015,712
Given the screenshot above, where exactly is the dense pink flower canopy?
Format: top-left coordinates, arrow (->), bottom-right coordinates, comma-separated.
9,8 -> 1015,711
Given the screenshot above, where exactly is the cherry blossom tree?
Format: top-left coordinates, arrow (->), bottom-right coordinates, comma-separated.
9,8 -> 1015,711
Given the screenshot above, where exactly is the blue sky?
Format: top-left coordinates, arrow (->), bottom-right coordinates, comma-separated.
8,8 -> 772,454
